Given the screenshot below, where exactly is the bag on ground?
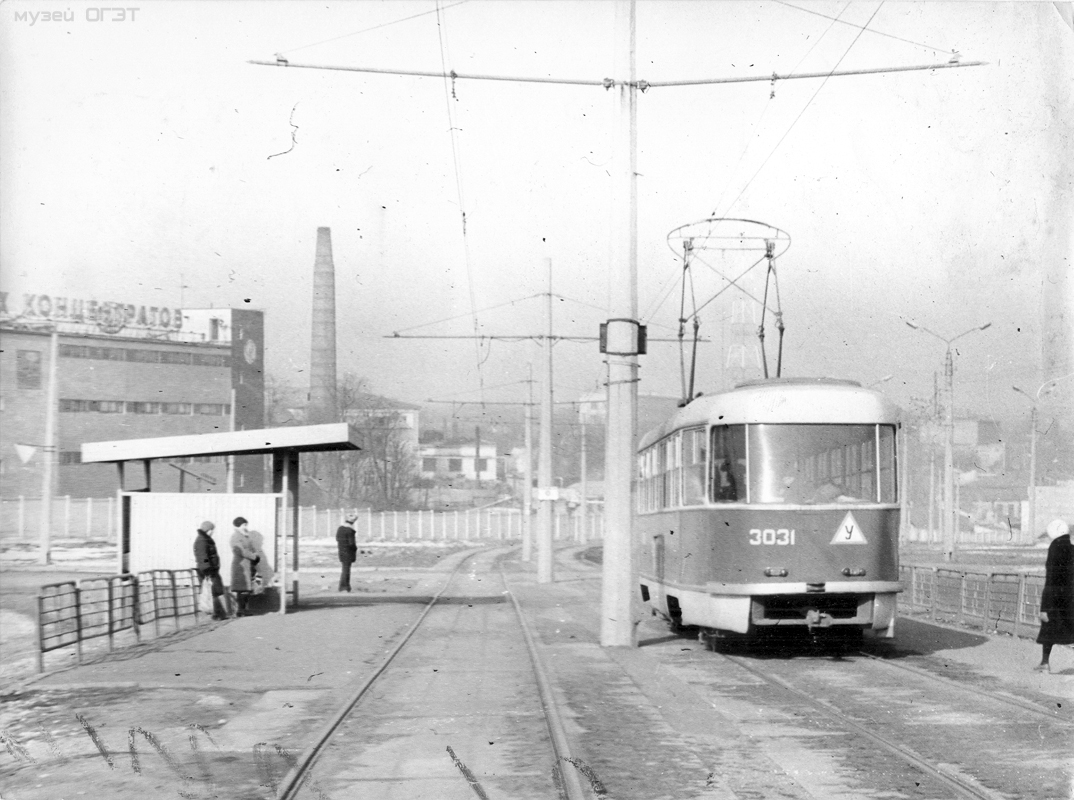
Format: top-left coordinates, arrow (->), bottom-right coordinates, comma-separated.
220,590 -> 237,617
198,581 -> 215,615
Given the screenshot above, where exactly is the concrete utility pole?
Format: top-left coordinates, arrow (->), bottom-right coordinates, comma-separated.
522,366 -> 535,561
601,0 -> 640,647
38,329 -> 59,565
906,321 -> 991,561
537,258 -> 555,584
578,418 -> 588,543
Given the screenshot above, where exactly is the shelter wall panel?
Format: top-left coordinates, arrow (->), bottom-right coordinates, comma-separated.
126,493 -> 278,582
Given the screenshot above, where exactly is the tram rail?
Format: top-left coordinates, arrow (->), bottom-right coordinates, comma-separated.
277,545 -> 592,800
851,647 -> 1071,725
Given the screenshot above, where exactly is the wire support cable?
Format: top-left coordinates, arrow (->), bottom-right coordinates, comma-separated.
390,294 -> 544,336
434,1 -> 485,401
776,1 -> 958,56
276,1 -> 471,57
709,1 -> 849,217
715,3 -> 892,218
248,59 -> 985,88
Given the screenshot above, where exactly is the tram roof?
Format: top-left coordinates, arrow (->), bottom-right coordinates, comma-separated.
638,378 -> 899,450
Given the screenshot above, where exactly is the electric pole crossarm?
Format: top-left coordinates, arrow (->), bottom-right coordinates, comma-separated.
387,334 -> 701,343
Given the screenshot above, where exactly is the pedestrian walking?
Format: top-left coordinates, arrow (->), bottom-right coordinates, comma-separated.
336,512 -> 358,592
193,521 -> 227,620
230,517 -> 260,616
1036,518 -> 1073,672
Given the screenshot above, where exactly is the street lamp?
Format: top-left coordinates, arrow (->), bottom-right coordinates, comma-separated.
905,321 -> 991,562
1013,379 -> 1059,543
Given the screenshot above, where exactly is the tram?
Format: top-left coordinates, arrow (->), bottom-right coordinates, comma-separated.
636,378 -> 902,642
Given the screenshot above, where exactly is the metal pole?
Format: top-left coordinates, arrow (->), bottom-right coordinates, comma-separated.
1027,403 -> 1037,543
927,449 -> 936,545
601,0 -> 639,647
38,330 -> 59,565
579,419 -> 588,544
943,346 -> 955,561
538,259 -> 555,583
523,368 -> 534,561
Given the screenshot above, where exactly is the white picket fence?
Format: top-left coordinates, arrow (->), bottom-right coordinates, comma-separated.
1,496 -> 119,543
303,506 -> 605,543
0,496 -> 606,545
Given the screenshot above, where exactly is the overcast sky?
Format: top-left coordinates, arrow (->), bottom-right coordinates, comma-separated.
2,1 -> 1072,427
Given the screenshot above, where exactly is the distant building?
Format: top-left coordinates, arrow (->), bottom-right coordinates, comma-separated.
1,298 -> 264,498
420,442 -> 498,483
577,391 -> 681,436
342,395 -> 421,450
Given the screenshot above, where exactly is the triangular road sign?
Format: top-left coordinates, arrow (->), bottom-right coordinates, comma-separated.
14,444 -> 36,464
830,511 -> 868,545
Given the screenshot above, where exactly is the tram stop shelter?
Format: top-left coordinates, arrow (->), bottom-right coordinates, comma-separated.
81,423 -> 362,614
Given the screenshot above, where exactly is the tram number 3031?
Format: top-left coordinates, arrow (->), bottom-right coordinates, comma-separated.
748,528 -> 796,546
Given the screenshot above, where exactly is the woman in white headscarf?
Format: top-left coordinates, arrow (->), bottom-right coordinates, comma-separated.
1036,519 -> 1073,672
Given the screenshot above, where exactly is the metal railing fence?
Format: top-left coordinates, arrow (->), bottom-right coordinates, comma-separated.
37,568 -> 201,672
898,564 -> 1044,640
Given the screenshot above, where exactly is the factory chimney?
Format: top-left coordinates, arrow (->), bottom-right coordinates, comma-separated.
308,227 -> 338,424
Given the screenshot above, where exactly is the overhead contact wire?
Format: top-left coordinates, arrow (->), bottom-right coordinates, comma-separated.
435,2 -> 486,402
711,2 -> 850,218
719,2 -> 887,218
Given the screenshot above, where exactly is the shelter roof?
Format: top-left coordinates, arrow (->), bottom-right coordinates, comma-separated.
81,423 -> 361,463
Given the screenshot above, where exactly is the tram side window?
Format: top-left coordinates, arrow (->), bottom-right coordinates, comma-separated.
878,425 -> 897,502
709,425 -> 746,502
682,427 -> 707,506
637,448 -> 661,513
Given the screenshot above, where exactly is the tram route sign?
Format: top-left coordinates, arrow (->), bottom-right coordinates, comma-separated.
830,512 -> 868,545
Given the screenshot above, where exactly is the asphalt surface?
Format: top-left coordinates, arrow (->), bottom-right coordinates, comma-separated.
0,548 -> 1070,800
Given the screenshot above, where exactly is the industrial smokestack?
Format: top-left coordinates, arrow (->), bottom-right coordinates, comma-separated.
309,227 -> 338,424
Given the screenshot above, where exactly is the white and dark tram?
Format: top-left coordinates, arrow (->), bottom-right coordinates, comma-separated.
636,378 -> 902,642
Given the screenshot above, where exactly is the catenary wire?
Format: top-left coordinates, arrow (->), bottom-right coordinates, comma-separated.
278,0 -> 470,56
709,2 -> 850,217
435,1 -> 486,402
777,1 -> 954,55
717,2 -> 887,218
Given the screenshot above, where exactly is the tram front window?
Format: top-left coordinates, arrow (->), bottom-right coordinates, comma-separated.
747,424 -> 897,505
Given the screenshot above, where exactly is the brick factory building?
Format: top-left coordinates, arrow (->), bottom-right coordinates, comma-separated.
1,294 -> 265,499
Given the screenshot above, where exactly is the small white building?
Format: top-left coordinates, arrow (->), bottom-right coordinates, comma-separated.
420,442 -> 498,482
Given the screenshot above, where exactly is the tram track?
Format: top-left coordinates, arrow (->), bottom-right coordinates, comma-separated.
717,650 -> 1014,800
851,647 -> 1071,725
277,545 -> 592,800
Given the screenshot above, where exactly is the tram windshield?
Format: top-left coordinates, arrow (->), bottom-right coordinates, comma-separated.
709,424 -> 897,505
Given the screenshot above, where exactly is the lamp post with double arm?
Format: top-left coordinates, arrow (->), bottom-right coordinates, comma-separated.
1013,379 -> 1060,543
905,321 -> 991,561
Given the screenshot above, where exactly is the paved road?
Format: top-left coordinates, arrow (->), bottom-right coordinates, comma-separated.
1,545 -> 1071,800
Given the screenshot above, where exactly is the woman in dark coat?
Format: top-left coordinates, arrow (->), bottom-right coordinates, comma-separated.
1036,519 -> 1073,672
193,521 -> 227,620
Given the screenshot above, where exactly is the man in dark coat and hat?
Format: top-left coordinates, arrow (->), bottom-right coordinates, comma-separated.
193,521 -> 227,620
1036,518 -> 1074,672
336,512 -> 358,592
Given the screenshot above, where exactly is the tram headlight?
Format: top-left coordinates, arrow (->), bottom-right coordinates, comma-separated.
763,567 -> 788,577
841,567 -> 867,577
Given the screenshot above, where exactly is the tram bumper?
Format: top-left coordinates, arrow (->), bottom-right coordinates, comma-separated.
705,581 -> 901,636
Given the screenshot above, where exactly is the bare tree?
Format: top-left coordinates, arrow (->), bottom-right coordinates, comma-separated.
267,372 -> 419,509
